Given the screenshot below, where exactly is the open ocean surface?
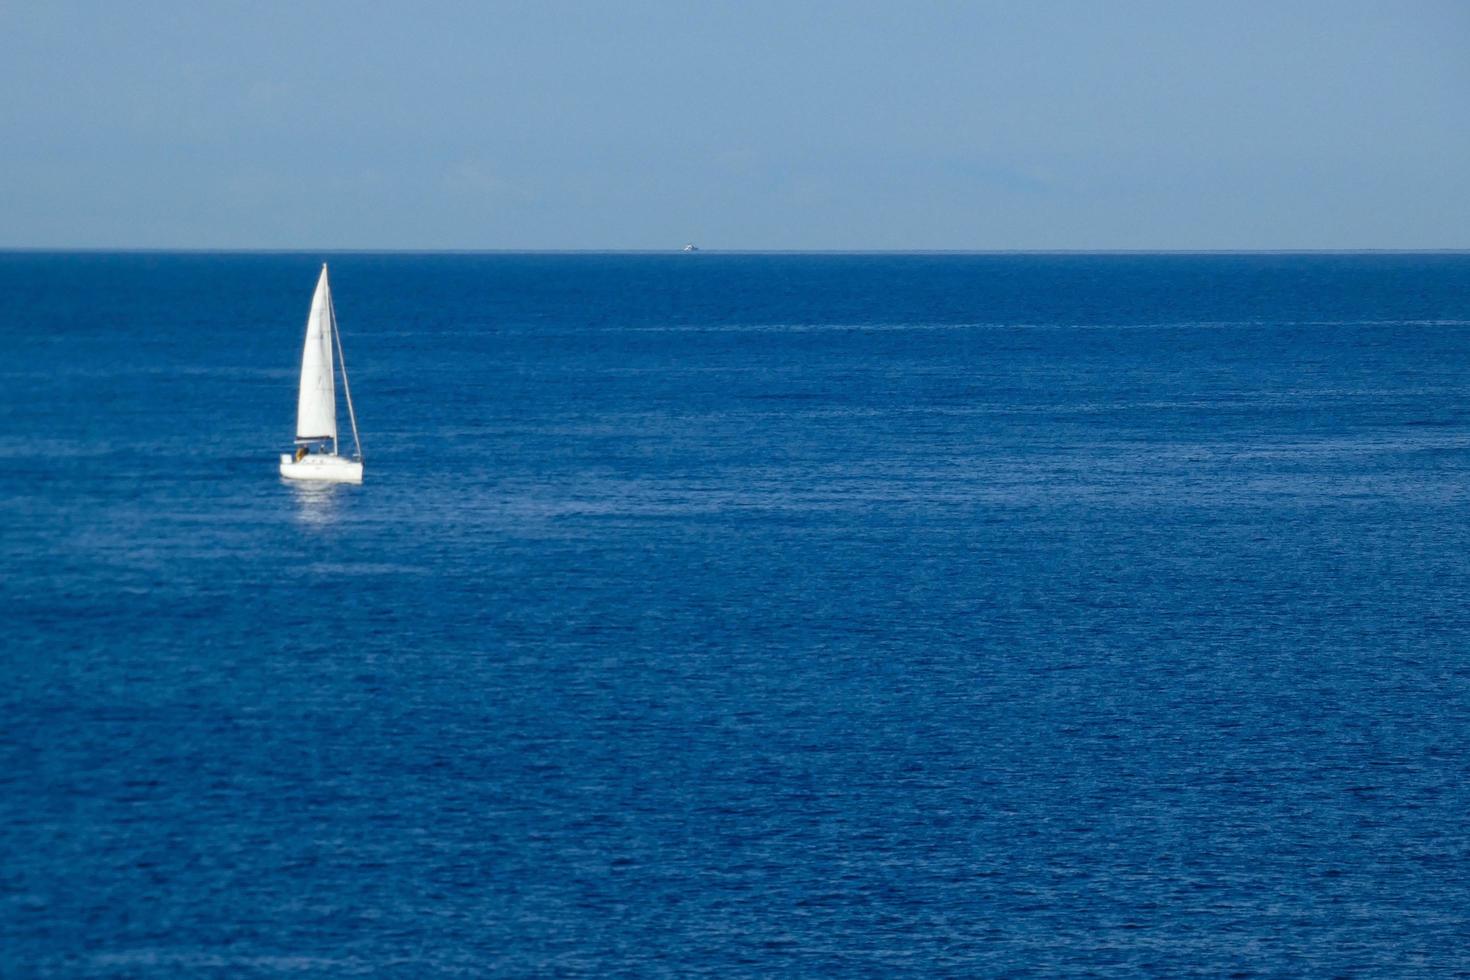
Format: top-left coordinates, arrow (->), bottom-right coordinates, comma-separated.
3,251 -> 1470,976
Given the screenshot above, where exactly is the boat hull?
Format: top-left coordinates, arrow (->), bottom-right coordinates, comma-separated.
279,453 -> 363,484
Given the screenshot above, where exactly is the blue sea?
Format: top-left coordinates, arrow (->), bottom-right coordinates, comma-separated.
3,251 -> 1470,976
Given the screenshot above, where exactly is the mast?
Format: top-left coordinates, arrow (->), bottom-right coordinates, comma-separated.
327,269 -> 363,461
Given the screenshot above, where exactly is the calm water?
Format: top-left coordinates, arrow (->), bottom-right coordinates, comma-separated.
3,252 -> 1470,975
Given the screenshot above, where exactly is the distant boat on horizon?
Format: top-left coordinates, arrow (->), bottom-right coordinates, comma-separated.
682,243 -> 699,252
278,264 -> 364,484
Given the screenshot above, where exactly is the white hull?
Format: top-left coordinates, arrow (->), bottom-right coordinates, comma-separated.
279,453 -> 363,484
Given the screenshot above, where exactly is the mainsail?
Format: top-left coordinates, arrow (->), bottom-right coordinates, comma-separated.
295,266 -> 337,444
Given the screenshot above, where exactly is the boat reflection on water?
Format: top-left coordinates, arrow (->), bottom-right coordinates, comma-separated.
287,478 -> 347,527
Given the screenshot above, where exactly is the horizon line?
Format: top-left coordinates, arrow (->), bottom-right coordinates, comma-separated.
2,247 -> 1469,257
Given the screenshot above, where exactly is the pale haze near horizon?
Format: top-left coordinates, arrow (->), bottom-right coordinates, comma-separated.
1,1 -> 1465,251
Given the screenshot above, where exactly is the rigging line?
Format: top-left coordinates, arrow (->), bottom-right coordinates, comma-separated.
327,273 -> 364,461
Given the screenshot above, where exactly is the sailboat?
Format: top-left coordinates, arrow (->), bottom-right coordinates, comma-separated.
279,264 -> 364,483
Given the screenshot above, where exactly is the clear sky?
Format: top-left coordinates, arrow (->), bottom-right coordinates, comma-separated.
2,1 -> 1466,250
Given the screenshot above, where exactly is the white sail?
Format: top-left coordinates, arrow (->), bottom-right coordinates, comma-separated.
295,265 -> 337,444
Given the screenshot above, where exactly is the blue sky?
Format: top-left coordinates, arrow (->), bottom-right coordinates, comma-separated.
1,1 -> 1465,249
